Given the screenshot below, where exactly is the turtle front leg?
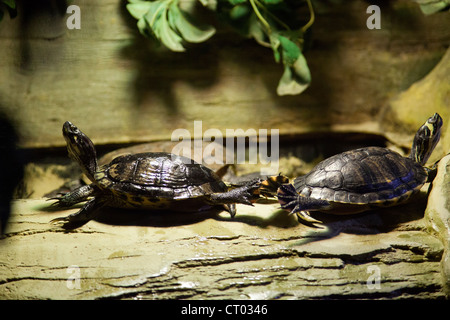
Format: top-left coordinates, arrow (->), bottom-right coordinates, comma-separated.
49,185 -> 95,208
210,179 -> 261,217
50,197 -> 106,229
277,184 -> 331,224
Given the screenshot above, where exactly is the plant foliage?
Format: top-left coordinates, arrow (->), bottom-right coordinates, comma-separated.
412,0 -> 450,15
127,0 -> 314,95
127,0 -> 216,52
0,0 -> 17,22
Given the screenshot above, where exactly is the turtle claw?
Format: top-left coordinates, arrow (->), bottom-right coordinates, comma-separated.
243,178 -> 263,199
50,216 -> 70,225
236,180 -> 261,206
295,210 -> 323,225
50,215 -> 88,230
223,204 -> 236,218
49,215 -> 75,229
47,185 -> 95,208
48,197 -> 65,208
49,198 -> 103,229
46,194 -> 74,208
238,195 -> 255,206
210,178 -> 261,212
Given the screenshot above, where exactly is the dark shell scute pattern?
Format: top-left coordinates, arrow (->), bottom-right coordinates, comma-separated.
293,147 -> 428,205
97,152 -> 227,201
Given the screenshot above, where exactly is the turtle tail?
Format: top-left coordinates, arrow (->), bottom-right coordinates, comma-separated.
277,184 -> 299,212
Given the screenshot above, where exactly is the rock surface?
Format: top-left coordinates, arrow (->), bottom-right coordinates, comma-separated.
385,48 -> 450,162
1,182 -> 448,299
3,149 -> 449,300
1,0 -> 448,300
425,154 -> 450,295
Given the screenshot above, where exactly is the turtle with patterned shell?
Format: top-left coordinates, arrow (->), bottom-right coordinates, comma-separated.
278,113 -> 443,224
50,121 -> 262,229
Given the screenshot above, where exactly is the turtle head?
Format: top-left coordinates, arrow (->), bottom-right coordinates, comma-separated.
410,113 -> 443,166
62,121 -> 98,183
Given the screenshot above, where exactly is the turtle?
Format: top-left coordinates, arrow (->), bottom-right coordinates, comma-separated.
49,121 -> 262,229
277,113 -> 443,224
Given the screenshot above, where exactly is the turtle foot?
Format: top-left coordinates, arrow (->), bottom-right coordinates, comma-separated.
259,174 -> 290,197
223,204 -> 237,218
47,185 -> 94,208
50,216 -> 71,226
47,196 -> 70,208
50,215 -> 88,230
295,210 -> 323,226
209,178 -> 261,210
49,198 -> 103,229
233,178 -> 262,205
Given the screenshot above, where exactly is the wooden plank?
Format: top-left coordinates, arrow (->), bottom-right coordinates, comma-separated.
0,0 -> 448,148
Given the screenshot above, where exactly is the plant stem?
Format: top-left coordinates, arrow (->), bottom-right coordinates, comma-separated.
255,0 -> 291,32
249,0 -> 271,32
301,0 -> 315,34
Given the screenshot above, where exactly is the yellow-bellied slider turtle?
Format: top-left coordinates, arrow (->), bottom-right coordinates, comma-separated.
278,113 -> 443,224
50,122 -> 261,229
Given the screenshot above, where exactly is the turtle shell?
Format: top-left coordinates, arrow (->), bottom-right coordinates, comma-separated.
293,147 -> 428,210
94,152 -> 228,210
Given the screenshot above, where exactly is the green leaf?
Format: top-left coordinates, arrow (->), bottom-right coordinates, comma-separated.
136,1 -> 186,51
246,13 -> 271,48
158,12 -> 185,51
2,0 -> 15,9
126,2 -> 153,20
169,4 -> 216,43
276,52 -> 311,96
128,0 -> 168,42
417,0 -> 450,15
269,33 -> 281,62
229,3 -> 251,20
261,0 -> 283,4
1,0 -> 16,20
143,0 -> 166,29
198,0 -> 218,10
128,0 -> 215,51
228,0 -> 247,5
278,35 -> 300,66
141,0 -> 168,42
137,17 -> 155,39
277,66 -> 308,96
291,50 -> 311,84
